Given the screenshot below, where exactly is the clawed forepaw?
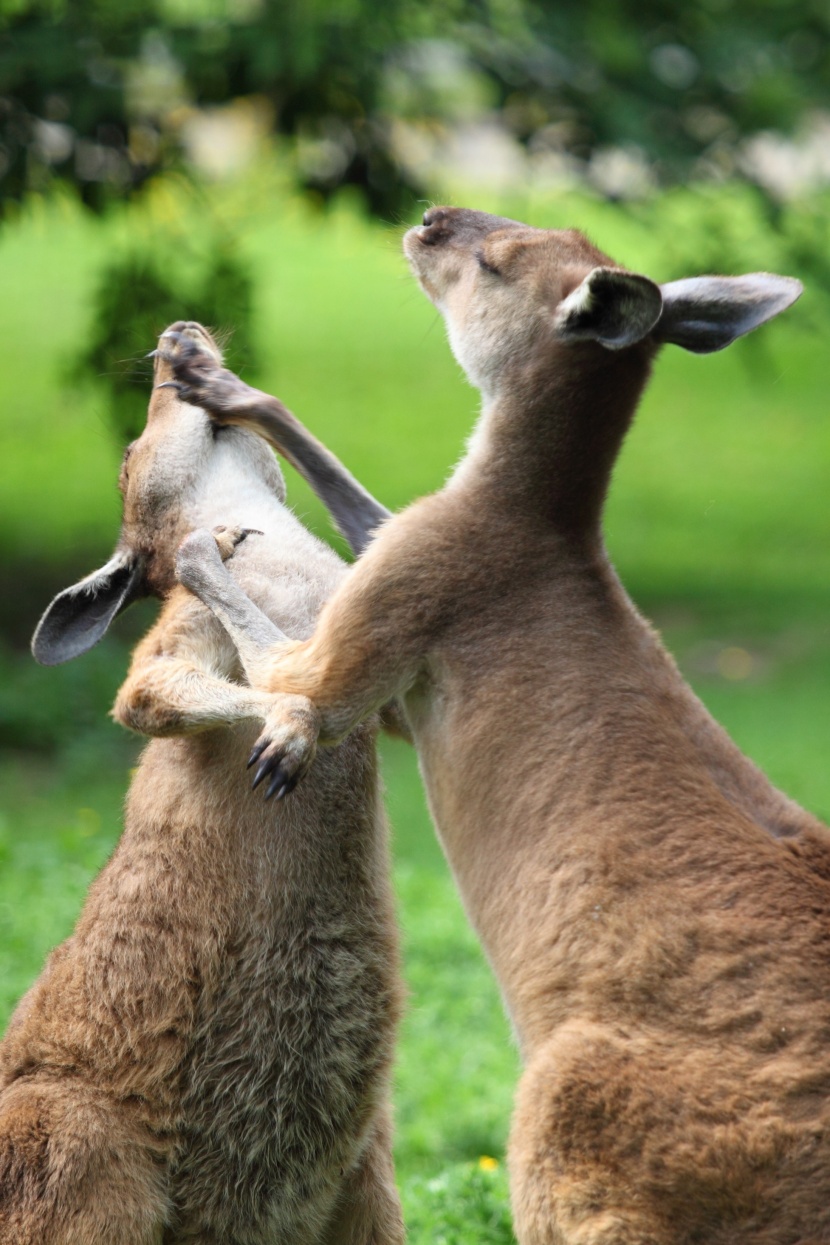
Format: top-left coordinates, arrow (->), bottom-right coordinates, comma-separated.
246,699 -> 319,802
248,741 -> 301,802
154,329 -> 224,408
212,525 -> 263,561
175,525 -> 260,591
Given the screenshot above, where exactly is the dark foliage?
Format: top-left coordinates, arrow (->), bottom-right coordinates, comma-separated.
1,0 -> 828,219
75,239 -> 258,442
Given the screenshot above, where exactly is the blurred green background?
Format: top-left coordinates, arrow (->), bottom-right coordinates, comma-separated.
1,3 -> 829,1240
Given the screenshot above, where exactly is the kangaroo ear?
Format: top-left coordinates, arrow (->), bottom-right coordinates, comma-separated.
655,274 -> 803,354
31,551 -> 146,665
555,267 -> 664,351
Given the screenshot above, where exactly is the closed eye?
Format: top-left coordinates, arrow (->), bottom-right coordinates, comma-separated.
476,251 -> 501,276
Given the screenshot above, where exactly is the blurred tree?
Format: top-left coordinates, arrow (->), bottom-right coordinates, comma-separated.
1,0 -> 829,219
74,236 -> 258,442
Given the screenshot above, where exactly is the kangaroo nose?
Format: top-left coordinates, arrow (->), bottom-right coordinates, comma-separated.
419,206 -> 454,244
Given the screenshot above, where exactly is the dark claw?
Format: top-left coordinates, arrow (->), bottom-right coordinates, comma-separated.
280,773 -> 300,799
265,767 -> 289,800
269,773 -> 300,801
264,766 -> 301,801
230,529 -> 264,553
252,759 -> 273,790
248,740 -> 269,769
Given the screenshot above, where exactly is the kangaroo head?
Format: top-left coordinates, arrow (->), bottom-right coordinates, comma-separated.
32,322 -> 285,665
403,206 -> 802,401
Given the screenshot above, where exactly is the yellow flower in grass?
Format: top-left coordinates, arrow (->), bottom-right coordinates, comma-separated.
478,1155 -> 499,1171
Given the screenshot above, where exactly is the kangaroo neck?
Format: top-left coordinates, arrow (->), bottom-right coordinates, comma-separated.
454,340 -> 655,543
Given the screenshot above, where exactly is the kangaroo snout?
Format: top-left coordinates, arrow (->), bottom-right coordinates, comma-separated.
161,320 -> 222,359
407,205 -> 522,254
415,206 -> 455,243
152,322 -> 224,409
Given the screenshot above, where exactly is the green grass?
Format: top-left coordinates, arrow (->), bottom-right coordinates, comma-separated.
1,175 -> 829,1241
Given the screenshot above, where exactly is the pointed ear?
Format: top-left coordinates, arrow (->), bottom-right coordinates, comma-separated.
554,267 -> 663,351
31,551 -> 146,665
655,274 -> 803,354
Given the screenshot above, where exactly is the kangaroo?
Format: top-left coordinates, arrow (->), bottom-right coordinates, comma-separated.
0,323 -> 403,1245
164,210 -> 830,1244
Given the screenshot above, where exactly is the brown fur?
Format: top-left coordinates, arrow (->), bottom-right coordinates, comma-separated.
168,212 -> 830,1243
1,325 -> 404,1244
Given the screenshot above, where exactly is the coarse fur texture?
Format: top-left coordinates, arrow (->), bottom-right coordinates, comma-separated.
2,325 -> 404,1245
167,210 -> 830,1244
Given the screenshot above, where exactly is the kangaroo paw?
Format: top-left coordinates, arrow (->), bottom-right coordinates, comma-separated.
211,525 -> 264,562
248,696 -> 320,801
159,331 -> 258,423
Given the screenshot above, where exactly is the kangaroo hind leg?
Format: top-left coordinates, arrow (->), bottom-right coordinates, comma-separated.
510,1028 -> 674,1245
0,1078 -> 169,1245
320,1106 -> 404,1245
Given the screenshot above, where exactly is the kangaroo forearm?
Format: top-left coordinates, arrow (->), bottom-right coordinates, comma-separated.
255,525 -> 432,744
113,660 -> 274,737
260,634 -> 412,746
176,533 -> 289,688
214,391 -> 390,557
166,334 -> 392,555
178,531 -> 414,744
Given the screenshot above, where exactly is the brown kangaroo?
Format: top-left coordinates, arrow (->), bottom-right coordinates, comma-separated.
165,210 -> 830,1244
0,323 -> 403,1245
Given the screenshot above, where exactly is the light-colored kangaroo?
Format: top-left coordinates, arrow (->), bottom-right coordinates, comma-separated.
0,323 -> 403,1245
165,211 -> 830,1244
